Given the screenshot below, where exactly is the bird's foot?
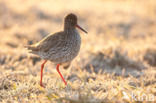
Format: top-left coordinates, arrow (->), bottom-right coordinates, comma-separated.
40,83 -> 45,88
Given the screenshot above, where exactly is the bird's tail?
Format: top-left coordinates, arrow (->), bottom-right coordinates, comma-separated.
24,45 -> 39,54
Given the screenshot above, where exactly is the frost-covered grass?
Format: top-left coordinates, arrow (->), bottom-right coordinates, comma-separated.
0,0 -> 156,102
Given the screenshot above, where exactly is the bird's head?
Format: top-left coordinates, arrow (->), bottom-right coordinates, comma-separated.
64,13 -> 87,34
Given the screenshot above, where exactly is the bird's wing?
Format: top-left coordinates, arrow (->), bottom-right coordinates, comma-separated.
26,31 -> 64,53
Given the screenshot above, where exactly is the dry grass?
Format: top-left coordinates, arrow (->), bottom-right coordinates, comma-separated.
0,0 -> 156,102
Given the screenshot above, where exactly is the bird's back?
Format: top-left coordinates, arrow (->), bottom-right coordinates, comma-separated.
26,29 -> 81,64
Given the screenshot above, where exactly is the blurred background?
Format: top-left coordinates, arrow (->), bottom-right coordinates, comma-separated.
0,0 -> 156,102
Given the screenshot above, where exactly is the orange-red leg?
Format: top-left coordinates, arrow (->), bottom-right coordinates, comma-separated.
40,60 -> 47,87
56,64 -> 67,85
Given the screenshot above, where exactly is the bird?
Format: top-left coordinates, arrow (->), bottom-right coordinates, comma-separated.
25,13 -> 87,87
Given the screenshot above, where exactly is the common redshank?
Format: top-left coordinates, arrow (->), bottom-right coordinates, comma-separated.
26,13 -> 87,87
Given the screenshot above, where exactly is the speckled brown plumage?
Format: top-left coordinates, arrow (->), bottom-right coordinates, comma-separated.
26,13 -> 87,87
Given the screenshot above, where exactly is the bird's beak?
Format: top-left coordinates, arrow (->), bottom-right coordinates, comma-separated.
76,24 -> 88,34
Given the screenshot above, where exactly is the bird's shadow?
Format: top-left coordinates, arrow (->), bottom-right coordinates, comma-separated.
144,48 -> 156,67
83,49 -> 146,77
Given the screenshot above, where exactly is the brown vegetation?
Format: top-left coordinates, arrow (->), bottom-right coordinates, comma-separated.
0,0 -> 156,102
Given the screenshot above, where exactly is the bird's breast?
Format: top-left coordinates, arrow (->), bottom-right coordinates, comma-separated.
66,30 -> 81,58
48,30 -> 81,63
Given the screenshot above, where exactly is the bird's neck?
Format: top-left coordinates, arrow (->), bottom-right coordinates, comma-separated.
64,26 -> 76,35
64,22 -> 75,30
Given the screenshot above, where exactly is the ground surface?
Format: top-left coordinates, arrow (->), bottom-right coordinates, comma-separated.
0,0 -> 156,103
